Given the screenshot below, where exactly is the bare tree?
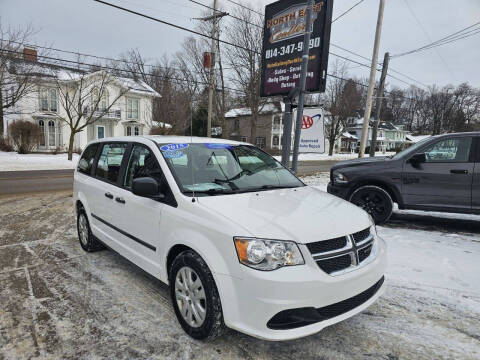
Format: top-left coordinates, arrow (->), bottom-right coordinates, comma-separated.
324,61 -> 362,155
0,22 -> 40,135
55,70 -> 129,160
224,5 -> 265,143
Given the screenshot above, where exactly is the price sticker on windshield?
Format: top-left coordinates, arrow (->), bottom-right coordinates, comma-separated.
160,143 -> 189,152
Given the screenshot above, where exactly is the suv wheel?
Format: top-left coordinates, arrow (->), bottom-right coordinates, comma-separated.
349,185 -> 393,224
77,209 -> 104,252
169,250 -> 225,340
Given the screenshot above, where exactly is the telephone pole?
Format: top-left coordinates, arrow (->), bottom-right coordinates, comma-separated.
369,51 -> 389,157
358,0 -> 385,158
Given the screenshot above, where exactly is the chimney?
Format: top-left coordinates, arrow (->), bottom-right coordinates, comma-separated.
23,47 -> 38,62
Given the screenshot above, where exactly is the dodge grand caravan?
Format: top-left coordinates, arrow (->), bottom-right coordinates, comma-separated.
73,136 -> 387,341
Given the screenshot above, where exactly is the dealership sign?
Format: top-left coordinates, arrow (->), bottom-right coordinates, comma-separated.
294,107 -> 325,153
260,0 -> 333,97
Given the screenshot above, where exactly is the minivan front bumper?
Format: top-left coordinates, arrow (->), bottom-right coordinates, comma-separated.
216,236 -> 387,341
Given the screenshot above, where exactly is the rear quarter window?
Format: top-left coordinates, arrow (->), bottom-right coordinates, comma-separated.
77,144 -> 99,175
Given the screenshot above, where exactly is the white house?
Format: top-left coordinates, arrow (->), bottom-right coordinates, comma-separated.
345,117 -> 408,151
3,60 -> 160,152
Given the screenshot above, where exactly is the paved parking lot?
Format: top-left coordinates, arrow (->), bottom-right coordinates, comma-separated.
1,191 -> 479,359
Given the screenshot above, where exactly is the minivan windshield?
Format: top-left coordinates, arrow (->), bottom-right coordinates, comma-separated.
159,143 -> 304,196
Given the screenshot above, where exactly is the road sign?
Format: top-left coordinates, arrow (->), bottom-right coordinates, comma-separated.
260,0 -> 333,97
294,107 -> 325,153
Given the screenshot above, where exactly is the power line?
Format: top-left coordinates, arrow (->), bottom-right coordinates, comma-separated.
332,0 -> 365,23
221,0 -> 263,16
92,0 -> 423,96
400,0 -> 455,79
392,1 -> 480,60
5,49 -> 245,94
92,0 -> 256,54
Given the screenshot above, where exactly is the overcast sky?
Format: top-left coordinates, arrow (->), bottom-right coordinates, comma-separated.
1,0 -> 479,90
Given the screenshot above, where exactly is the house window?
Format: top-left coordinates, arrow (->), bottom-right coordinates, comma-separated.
38,120 -> 45,146
234,119 -> 240,131
97,126 -> 105,139
126,126 -> 132,136
39,88 -> 57,112
134,126 -> 139,136
92,88 -> 108,110
127,98 -> 139,119
48,120 -> 55,146
256,137 -> 266,149
240,136 -> 247,142
273,115 -> 282,125
273,135 -> 279,146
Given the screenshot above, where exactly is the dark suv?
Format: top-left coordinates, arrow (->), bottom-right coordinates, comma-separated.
327,132 -> 480,223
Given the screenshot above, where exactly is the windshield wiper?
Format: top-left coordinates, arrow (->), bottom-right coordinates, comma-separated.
183,188 -> 239,196
260,184 -> 299,190
214,169 -> 251,184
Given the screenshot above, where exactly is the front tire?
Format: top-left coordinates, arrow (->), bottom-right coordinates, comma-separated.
77,209 -> 104,252
169,250 -> 225,340
349,185 -> 393,224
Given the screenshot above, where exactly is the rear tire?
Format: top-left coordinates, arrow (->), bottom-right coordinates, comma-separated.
349,185 -> 393,224
77,208 -> 104,252
169,250 -> 225,340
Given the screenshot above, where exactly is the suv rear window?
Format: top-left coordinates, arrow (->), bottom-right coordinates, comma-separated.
77,144 -> 98,175
95,143 -> 128,183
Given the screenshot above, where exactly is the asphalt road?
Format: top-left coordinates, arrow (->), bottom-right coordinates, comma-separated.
0,169 -> 74,195
0,161 -> 336,195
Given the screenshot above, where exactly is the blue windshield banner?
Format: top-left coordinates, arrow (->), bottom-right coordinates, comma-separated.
204,143 -> 233,149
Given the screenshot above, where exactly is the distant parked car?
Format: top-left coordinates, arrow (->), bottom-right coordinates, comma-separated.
328,132 -> 480,224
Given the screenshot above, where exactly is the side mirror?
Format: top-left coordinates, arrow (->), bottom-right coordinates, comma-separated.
409,153 -> 426,165
132,177 -> 165,200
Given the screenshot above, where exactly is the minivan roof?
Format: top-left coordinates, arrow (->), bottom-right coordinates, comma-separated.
90,135 -> 249,145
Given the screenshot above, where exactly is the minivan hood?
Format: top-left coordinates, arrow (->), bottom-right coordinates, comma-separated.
196,186 -> 371,243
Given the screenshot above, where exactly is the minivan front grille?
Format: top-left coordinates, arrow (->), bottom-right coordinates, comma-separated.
307,227 -> 375,275
306,236 -> 347,254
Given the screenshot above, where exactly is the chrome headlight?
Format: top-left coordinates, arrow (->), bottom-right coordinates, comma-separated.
332,170 -> 348,184
234,237 -> 305,271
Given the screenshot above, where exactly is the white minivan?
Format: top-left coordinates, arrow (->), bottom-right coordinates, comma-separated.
73,136 -> 387,341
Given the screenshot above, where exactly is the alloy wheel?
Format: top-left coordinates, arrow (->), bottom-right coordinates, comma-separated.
78,214 -> 89,246
174,266 -> 207,328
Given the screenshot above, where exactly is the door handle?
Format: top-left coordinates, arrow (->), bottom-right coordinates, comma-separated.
115,197 -> 125,204
104,192 -> 113,199
450,169 -> 469,174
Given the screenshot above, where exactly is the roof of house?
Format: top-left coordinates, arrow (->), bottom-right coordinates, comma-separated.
341,132 -> 358,139
347,118 -> 404,131
8,60 -> 160,97
225,102 -> 284,118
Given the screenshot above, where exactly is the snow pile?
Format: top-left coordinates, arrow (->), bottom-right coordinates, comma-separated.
0,152 -> 79,171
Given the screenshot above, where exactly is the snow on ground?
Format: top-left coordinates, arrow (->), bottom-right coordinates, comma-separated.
274,151 -> 396,162
1,190 -> 479,358
0,151 -> 79,171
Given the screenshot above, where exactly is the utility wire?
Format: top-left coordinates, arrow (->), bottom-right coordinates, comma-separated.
199,0 -> 424,87
332,0 -> 365,23
400,0 -> 455,79
5,49 -> 245,94
91,0 -> 420,100
92,0 -> 256,54
221,0 -> 263,16
392,22 -> 480,58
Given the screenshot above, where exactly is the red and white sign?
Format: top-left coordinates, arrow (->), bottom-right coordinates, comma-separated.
294,107 -> 325,153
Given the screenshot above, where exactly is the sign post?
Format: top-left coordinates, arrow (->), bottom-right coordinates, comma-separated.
260,0 -> 333,170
